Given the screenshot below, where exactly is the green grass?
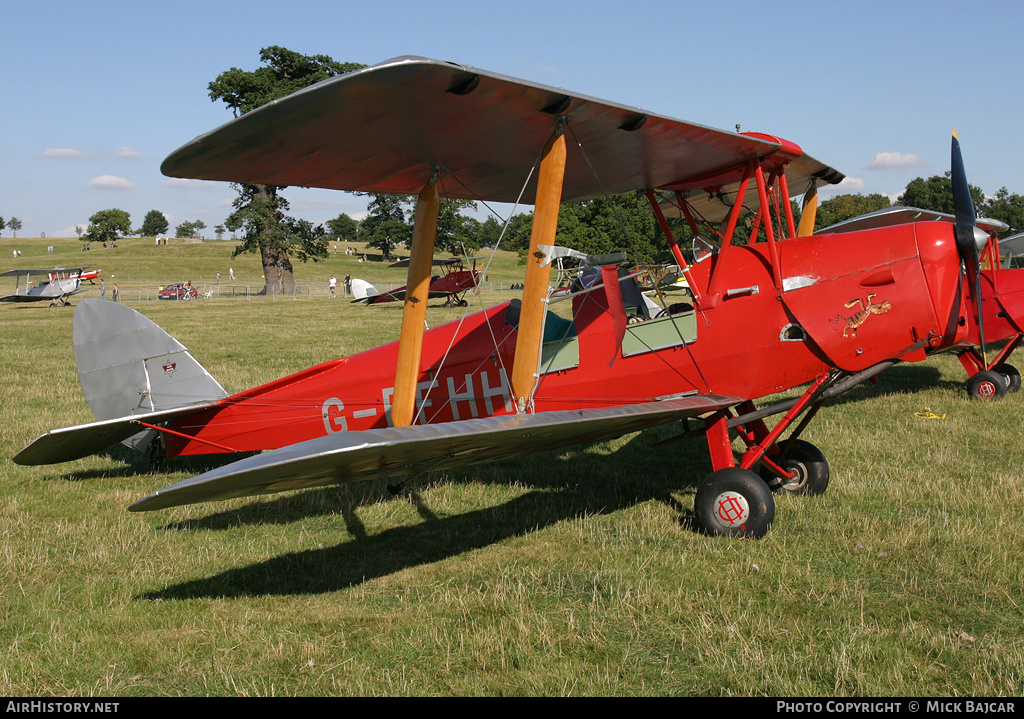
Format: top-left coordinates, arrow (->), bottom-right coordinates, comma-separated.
2,237 -> 1024,696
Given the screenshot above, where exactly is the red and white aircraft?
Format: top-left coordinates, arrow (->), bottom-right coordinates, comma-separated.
1,266 -> 94,306
356,257 -> 481,307
14,57 -> 989,538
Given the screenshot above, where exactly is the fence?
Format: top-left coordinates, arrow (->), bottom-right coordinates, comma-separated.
60,279 -> 516,303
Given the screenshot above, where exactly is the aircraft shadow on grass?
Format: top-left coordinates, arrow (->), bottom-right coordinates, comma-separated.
137,362 -> 965,599
139,426 -> 712,600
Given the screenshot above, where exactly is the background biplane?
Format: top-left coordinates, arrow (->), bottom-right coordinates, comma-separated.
1,266 -> 92,306
1001,231 -> 1024,267
14,57 -> 990,538
819,206 -> 1024,399
356,256 -> 481,307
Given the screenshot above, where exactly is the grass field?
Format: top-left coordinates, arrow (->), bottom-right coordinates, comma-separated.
2,236 -> 1024,696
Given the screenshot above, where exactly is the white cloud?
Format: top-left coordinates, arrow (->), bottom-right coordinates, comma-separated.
822,176 -> 865,195
865,152 -> 926,171
88,175 -> 135,191
114,147 -> 140,158
41,148 -> 89,159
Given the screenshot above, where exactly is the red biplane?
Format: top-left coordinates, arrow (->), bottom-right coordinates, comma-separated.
356,256 -> 481,307
818,206 -> 1024,399
14,57 -> 988,538
49,268 -> 102,285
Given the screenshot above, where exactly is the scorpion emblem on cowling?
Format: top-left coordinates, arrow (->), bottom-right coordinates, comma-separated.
830,293 -> 893,338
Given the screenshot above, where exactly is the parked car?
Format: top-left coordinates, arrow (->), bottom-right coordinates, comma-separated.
158,282 -> 199,300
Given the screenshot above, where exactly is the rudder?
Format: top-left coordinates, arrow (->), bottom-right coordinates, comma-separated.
73,299 -> 228,421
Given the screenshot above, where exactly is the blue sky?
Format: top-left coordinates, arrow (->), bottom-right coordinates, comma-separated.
4,0 -> 1024,238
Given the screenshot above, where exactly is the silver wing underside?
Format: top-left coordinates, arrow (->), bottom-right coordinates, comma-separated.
999,231 -> 1024,256
130,394 -> 740,512
819,206 -> 1009,236
162,56 -> 842,208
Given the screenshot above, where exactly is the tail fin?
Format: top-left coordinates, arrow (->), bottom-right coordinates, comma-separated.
349,278 -> 379,302
73,299 -> 228,421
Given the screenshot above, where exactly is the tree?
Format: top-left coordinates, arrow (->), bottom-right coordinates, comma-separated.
226,183 -> 328,290
214,224 -> 225,240
981,187 -> 1024,236
175,220 -> 206,238
897,173 -> 984,215
476,216 -> 504,249
358,193 -> 411,260
208,47 -> 365,292
326,213 -> 359,242
0,216 -> 6,237
139,209 -> 169,237
8,217 -> 21,238
814,193 -> 892,230
82,209 -> 131,246
435,199 -> 480,255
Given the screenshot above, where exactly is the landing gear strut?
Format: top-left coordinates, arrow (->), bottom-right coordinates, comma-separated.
759,439 -> 830,496
693,371 -> 848,538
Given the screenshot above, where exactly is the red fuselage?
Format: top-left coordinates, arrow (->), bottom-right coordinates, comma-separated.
165,222 -> 968,458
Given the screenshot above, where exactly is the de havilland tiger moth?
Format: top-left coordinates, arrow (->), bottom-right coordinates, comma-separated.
13,56 -> 997,538
815,206 -> 1024,400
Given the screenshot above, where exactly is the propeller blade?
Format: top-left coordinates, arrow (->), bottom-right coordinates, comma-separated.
951,130 -> 988,364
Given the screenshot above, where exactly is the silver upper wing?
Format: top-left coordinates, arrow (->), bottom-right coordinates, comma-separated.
162,56 -> 841,206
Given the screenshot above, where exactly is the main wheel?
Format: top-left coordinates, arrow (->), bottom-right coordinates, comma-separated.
967,370 -> 1008,400
760,439 -> 830,496
694,468 -> 775,539
1001,364 -> 1021,393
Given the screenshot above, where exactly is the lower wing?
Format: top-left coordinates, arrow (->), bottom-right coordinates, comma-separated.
130,394 -> 740,511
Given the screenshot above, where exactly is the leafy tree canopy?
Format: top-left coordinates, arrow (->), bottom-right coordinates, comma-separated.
227,183 -> 328,264
357,193 -> 411,261
815,193 -> 892,231
503,191 -> 677,264
209,46 -> 364,117
139,209 -> 169,237
82,209 -> 131,246
208,48 -> 365,290
176,220 -> 207,238
980,187 -> 1024,235
326,213 -> 359,241
7,217 -> 22,238
896,173 -> 984,216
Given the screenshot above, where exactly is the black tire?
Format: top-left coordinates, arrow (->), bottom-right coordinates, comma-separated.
760,439 -> 830,496
1001,364 -> 1021,393
694,468 -> 775,539
967,370 -> 1008,400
